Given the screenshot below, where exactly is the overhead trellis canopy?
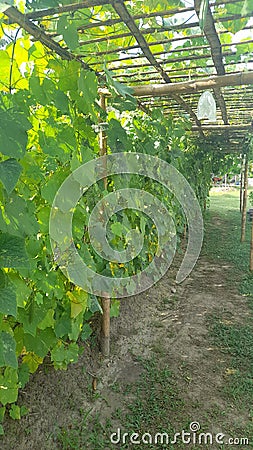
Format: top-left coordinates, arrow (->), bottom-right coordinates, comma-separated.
2,0 -> 253,150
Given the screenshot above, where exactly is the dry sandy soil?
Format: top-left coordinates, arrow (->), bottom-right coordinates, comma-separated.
1,210 -> 252,449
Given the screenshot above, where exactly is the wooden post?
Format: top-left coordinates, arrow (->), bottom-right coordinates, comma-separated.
240,154 -> 245,212
241,154 -> 248,243
100,292 -> 110,356
99,91 -> 110,357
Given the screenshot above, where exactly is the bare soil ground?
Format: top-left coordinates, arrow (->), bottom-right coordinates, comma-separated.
1,198 -> 252,449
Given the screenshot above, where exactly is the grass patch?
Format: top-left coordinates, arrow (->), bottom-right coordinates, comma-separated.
210,319 -> 253,402
204,189 -> 253,303
56,358 -> 182,450
206,189 -> 253,409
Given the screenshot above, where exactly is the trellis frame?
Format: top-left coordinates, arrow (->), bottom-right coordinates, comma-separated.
3,0 -> 253,147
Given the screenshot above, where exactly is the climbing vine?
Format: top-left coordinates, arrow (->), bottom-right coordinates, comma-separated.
0,0 -> 247,432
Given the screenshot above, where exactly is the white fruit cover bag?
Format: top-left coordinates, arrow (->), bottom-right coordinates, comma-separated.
197,90 -> 217,122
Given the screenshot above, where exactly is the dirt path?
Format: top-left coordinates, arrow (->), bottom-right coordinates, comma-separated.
1,203 -> 252,449
98,257 -> 251,447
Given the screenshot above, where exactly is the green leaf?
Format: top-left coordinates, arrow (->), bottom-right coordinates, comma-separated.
51,342 -> 79,369
220,2 -> 248,33
38,309 -> 55,330
105,67 -> 134,99
107,118 -> 131,152
0,270 -> 6,289
67,289 -> 88,319
0,110 -> 31,159
41,168 -> 70,204
77,70 -> 98,116
0,367 -> 19,405
54,90 -> 69,114
23,328 -> 57,358
18,300 -> 54,337
55,311 -> 72,338
13,325 -> 24,355
242,0 -> 253,13
64,22 -> 79,51
111,221 -> 124,237
0,331 -> 17,368
2,195 -> 39,238
29,75 -> 47,105
110,299 -> 120,318
87,295 -> 103,314
9,404 -> 20,420
81,323 -> 93,341
0,233 -> 29,268
56,60 -> 80,92
0,159 -> 22,194
57,16 -> 79,51
8,273 -> 31,308
37,206 -> 50,234
18,363 -> 30,388
0,406 -> 5,422
22,353 -> 43,373
0,284 -> 17,317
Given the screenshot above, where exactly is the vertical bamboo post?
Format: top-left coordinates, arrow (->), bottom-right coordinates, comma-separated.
99,91 -> 110,357
241,154 -> 248,243
240,154 -> 245,212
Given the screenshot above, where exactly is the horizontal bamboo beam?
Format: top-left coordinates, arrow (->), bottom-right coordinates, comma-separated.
191,124 -> 253,131
6,0 -> 112,22
132,72 -> 253,97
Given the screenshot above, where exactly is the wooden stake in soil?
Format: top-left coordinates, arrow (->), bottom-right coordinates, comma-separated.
240,154 -> 245,212
100,292 -> 110,357
241,154 -> 248,243
99,92 -> 110,357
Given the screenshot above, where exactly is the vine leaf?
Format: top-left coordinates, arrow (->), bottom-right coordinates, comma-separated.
0,159 -> 22,194
242,0 -> 253,14
0,111 -> 31,158
23,328 -> 57,358
0,233 -> 29,268
0,284 -> 17,317
104,67 -> 134,99
0,331 -> 18,368
110,299 -> 120,318
57,15 -> 79,51
0,367 -> 19,405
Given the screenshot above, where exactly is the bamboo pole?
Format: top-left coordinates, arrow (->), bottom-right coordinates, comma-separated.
192,124 -> 253,132
100,292 -> 110,356
132,72 -> 253,98
3,6 -> 92,70
240,154 -> 245,212
241,154 -> 248,243
99,92 -> 110,357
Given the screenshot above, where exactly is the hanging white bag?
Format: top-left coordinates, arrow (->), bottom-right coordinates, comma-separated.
197,90 -> 217,122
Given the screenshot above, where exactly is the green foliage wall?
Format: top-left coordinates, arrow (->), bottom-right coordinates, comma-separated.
0,5 -> 231,431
